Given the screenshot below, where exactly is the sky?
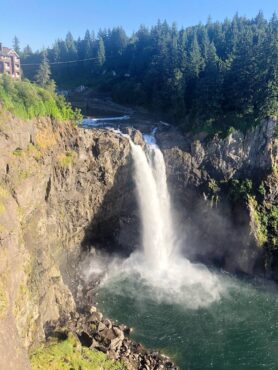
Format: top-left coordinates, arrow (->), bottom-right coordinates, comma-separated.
1,0 -> 277,51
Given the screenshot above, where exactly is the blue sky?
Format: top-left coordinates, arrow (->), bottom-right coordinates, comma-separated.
1,0 -> 277,51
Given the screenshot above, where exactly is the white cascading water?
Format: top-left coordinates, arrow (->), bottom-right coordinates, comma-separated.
85,129 -> 226,309
126,131 -> 226,307
130,137 -> 174,270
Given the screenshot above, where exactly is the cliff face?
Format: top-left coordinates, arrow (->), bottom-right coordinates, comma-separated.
0,109 -> 277,369
0,111 -> 133,369
158,119 -> 277,277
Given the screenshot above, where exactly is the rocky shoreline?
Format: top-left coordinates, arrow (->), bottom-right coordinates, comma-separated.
45,306 -> 177,370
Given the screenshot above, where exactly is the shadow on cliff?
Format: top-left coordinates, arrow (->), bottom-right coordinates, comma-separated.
80,156 -> 140,257
171,185 -> 265,277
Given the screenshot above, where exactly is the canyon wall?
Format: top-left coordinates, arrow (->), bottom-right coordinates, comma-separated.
0,108 -> 277,368
158,119 -> 277,277
0,111 -> 133,369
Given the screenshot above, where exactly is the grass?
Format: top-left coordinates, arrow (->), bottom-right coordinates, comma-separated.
27,144 -> 43,160
30,333 -> 125,370
35,129 -> 57,150
13,148 -> 23,157
58,150 -> 76,168
18,170 -> 31,181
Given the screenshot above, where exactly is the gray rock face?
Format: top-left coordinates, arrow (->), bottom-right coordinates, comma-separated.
157,119 -> 277,276
159,119 -> 276,183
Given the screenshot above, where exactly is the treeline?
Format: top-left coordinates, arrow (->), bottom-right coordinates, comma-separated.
21,12 -> 278,132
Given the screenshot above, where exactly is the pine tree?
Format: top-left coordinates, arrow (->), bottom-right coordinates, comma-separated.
35,51 -> 51,87
19,14 -> 278,130
65,32 -> 77,60
13,36 -> 20,54
257,13 -> 278,118
97,37 -> 106,66
22,45 -> 32,58
83,30 -> 92,58
188,33 -> 204,78
196,42 -> 221,116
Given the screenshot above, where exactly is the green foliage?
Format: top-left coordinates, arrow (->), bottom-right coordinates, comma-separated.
30,332 -> 125,370
21,13 -> 278,132
208,179 -> 220,194
225,126 -> 236,137
12,148 -> 23,157
248,196 -> 268,247
258,182 -> 266,196
228,179 -> 253,202
247,192 -> 278,248
0,75 -> 82,123
268,206 -> 278,247
35,51 -> 51,87
274,122 -> 278,138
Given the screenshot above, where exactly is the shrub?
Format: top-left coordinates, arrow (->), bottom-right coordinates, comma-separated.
0,75 -> 82,124
228,179 -> 253,202
58,150 -> 76,168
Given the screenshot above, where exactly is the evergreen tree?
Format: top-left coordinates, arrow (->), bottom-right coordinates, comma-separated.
188,33 -> 204,78
257,13 -> 278,118
22,45 -> 32,58
13,36 -> 20,54
65,32 -> 77,59
35,51 -> 51,87
82,30 -> 92,58
97,37 -> 106,66
20,12 -> 278,131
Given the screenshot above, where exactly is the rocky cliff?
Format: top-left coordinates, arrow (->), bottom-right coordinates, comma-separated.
0,107 -> 277,369
0,110 -> 134,369
158,119 -> 277,277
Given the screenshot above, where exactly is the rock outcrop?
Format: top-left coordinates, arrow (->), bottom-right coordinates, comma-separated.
157,119 -> 277,277
0,110 -> 136,369
45,306 -> 177,370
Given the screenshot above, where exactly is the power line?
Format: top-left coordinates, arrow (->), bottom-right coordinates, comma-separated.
21,56 -> 100,66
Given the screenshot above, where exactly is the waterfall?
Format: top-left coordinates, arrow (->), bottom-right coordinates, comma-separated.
130,135 -> 175,270
88,129 -> 225,309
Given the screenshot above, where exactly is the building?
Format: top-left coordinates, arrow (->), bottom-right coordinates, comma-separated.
0,43 -> 21,79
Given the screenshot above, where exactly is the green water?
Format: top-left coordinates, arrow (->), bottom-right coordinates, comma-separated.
97,271 -> 278,370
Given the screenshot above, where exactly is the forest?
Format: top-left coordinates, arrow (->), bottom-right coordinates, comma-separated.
20,12 -> 278,133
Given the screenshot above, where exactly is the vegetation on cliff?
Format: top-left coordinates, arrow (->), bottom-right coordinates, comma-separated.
21,12 -> 278,133
211,176 -> 278,249
0,74 -> 82,122
30,333 -> 124,370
